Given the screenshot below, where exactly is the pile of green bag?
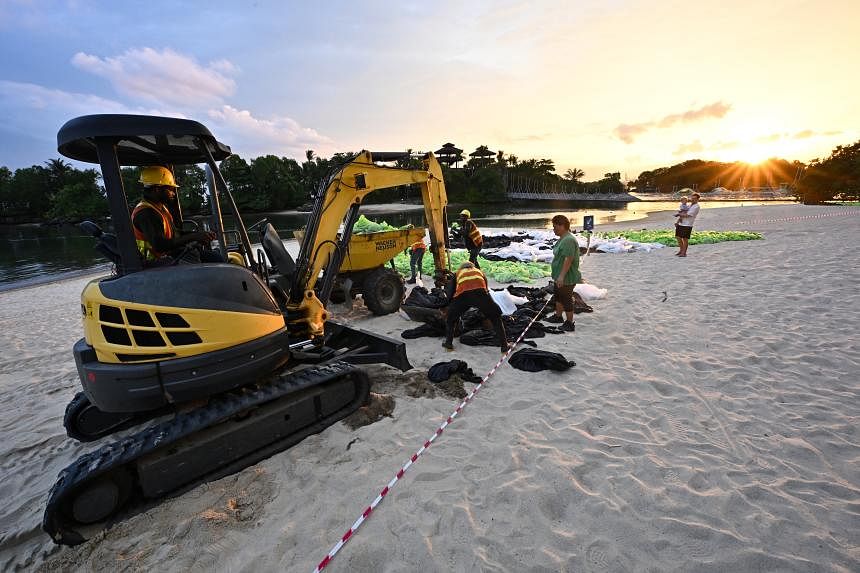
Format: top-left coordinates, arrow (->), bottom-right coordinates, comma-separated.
352,214 -> 399,234
393,249 -> 551,284
598,229 -> 762,247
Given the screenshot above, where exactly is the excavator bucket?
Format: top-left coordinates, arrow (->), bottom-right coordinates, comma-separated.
323,321 -> 413,371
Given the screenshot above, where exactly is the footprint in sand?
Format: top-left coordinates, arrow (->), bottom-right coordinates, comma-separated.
509,400 -> 535,411
661,468 -> 682,486
583,417 -> 606,437
412,471 -> 449,483
584,541 -> 611,571
649,380 -> 675,397
666,415 -> 690,441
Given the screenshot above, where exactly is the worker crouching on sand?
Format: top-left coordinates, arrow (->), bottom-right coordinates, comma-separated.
546,214 -> 579,332
442,261 -> 510,353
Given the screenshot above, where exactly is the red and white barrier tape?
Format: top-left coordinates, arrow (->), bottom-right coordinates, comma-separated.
313,296 -> 553,572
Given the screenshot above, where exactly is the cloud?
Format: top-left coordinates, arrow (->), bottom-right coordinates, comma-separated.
71,47 -> 237,108
673,140 -> 705,156
0,80 -> 130,115
792,129 -> 842,139
656,102 -> 731,128
207,105 -> 335,159
673,139 -> 742,156
615,101 -> 732,143
755,133 -> 783,143
614,123 -> 650,144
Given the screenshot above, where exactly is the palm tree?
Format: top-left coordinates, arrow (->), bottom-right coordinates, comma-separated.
564,168 -> 585,182
45,158 -> 73,187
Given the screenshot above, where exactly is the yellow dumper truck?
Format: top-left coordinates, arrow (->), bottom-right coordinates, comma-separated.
294,225 -> 427,314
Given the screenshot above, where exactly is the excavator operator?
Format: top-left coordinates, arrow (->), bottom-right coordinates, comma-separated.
458,209 -> 483,268
132,166 -> 222,264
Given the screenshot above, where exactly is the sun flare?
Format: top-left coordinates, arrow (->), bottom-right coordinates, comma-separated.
735,146 -> 771,165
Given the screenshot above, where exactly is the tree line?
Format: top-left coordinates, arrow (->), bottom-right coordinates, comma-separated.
0,148 -> 582,223
631,140 -> 859,204
2,139 -> 856,223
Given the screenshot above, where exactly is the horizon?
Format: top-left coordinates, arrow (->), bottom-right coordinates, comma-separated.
1,1 -> 858,179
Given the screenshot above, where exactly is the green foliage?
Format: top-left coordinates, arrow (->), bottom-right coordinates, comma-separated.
392,249 -> 551,284
120,166 -> 142,208
598,229 -> 763,247
510,158 -> 557,179
798,141 -> 860,204
442,164 -> 506,203
6,165 -> 51,217
174,164 -> 207,213
564,168 -> 585,182
583,174 -> 625,194
47,181 -> 107,221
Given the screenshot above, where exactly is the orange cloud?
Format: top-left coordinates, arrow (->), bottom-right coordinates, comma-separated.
615,101 -> 731,143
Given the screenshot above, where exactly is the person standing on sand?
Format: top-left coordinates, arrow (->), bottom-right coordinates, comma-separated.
675,192 -> 700,257
545,214 -> 579,332
457,209 -> 483,268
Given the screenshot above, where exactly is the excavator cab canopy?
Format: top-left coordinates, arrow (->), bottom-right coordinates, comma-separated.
57,114 -> 238,276
57,114 -> 232,166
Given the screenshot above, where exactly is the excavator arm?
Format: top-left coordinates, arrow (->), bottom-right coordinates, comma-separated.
287,151 -> 449,338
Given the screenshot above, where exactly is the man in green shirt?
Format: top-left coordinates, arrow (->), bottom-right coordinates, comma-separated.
546,214 -> 580,332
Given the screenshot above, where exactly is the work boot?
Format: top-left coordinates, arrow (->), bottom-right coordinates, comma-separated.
407,277 -> 416,284
442,340 -> 454,350
561,321 -> 576,332
544,314 -> 564,324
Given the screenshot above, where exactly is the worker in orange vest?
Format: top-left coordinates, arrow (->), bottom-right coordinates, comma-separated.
442,261 -> 509,353
406,235 -> 426,284
132,166 -> 220,264
457,209 -> 483,268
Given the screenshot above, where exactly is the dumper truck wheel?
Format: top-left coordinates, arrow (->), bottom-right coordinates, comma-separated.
362,267 -> 404,315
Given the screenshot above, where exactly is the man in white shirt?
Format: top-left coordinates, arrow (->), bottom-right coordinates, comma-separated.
675,192 -> 700,257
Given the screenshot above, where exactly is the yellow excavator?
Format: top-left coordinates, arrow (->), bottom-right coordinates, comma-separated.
43,114 -> 451,545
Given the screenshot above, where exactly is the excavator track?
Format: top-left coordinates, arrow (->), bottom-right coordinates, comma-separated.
44,361 -> 369,545
64,392 -> 168,442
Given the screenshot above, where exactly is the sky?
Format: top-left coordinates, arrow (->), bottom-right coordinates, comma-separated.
1,0 -> 858,182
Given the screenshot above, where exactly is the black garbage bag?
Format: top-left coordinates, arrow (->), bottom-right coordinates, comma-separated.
459,329 -> 537,348
502,315 -> 547,339
404,286 -> 448,309
506,285 -> 546,299
460,307 -> 487,331
428,359 -> 483,384
508,348 -> 576,372
402,322 -> 446,339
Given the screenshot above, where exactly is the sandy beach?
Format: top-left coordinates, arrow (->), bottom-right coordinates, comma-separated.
1,203 -> 858,572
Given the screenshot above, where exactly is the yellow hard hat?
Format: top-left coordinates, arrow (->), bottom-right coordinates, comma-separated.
460,209 -> 470,218
139,166 -> 178,187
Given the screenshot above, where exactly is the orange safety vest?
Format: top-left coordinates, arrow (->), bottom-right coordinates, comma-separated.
453,267 -> 487,298
465,219 -> 483,248
131,199 -> 175,260
411,239 -> 426,251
